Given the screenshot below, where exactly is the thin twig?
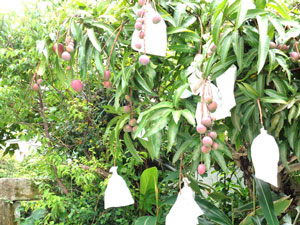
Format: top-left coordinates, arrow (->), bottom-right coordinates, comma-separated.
130,87 -> 134,119
106,23 -> 125,70
179,154 -> 183,194
197,16 -> 204,54
256,99 -> 264,127
79,164 -> 109,178
36,77 -> 69,195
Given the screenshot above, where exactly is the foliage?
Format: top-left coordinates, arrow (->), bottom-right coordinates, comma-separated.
0,0 -> 300,224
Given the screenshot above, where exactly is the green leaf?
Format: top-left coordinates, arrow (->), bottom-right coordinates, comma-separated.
232,31 -> 244,71
204,53 -> 217,77
242,104 -> 255,125
295,139 -> 300,163
103,116 -> 119,143
267,1 -> 291,20
271,76 -> 287,95
243,82 -> 259,98
133,115 -> 148,139
167,119 -> 180,152
195,197 -> 232,225
173,83 -> 189,108
147,108 -> 172,122
138,138 -> 155,160
256,16 -> 270,74
78,36 -> 88,79
279,142 -> 290,171
124,132 -> 143,163
264,89 -> 288,101
172,110 -> 182,124
287,122 -> 298,150
204,151 -> 212,171
181,109 -> 195,126
276,56 -> 292,82
235,0 -> 249,29
212,12 -> 223,44
255,178 -> 279,225
134,216 -> 156,225
268,50 -> 276,78
220,34 -> 232,64
138,101 -> 173,122
212,0 -> 228,22
173,3 -> 186,27
71,21 -> 82,41
167,27 -> 200,40
169,44 -> 197,53
288,105 -> 297,124
255,0 -> 266,9
269,18 -> 285,41
211,55 -> 237,79
257,74 -> 265,97
135,71 -> 157,96
150,131 -> 162,159
144,116 -> 169,137
172,139 -> 194,164
211,150 -> 229,173
251,216 -> 264,225
87,28 -> 101,52
240,196 -> 292,225
139,167 -> 158,213
260,97 -> 288,104
231,107 -> 242,131
94,50 -> 104,76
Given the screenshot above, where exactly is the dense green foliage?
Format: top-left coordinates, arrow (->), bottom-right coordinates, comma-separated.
1,0 -> 300,224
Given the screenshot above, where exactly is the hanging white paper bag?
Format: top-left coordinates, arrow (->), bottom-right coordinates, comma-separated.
104,166 -> 134,209
131,4 -> 167,57
251,128 -> 279,187
166,178 -> 204,225
212,64 -> 237,120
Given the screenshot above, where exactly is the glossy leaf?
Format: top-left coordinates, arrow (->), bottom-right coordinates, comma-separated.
144,116 -> 169,137
139,167 -> 158,213
255,0 -> 266,9
195,197 -> 232,225
173,83 -> 189,108
235,0 -> 249,29
241,196 -> 292,225
220,33 -> 232,64
134,216 -> 156,225
87,28 -> 101,52
167,119 -> 180,152
255,178 -> 279,225
211,150 -> 229,173
212,12 -> 223,44
172,110 -> 182,124
172,139 -> 194,163
124,132 -> 143,163
181,109 -> 196,126
256,16 -> 270,74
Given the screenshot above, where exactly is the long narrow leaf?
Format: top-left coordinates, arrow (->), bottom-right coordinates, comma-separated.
235,0 -> 249,29
255,178 -> 279,225
195,197 -> 232,225
124,132 -> 143,163
257,16 -> 270,74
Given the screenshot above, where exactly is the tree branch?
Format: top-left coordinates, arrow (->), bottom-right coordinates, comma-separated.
79,164 -> 109,178
36,82 -> 69,195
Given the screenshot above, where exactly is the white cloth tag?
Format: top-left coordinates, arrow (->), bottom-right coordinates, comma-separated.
166,178 -> 204,225
251,128 -> 279,187
131,4 -> 167,57
104,167 -> 134,209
